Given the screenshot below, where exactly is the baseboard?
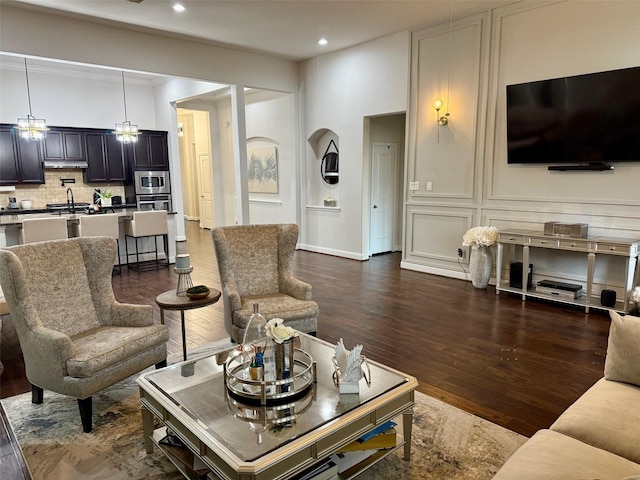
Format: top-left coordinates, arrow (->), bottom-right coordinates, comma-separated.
297,244 -> 368,261
400,261 -> 492,284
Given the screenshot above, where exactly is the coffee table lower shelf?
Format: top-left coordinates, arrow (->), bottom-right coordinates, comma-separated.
152,427 -> 209,480
334,439 -> 406,480
150,425 -> 406,480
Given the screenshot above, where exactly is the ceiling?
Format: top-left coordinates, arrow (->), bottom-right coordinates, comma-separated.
10,0 -> 514,61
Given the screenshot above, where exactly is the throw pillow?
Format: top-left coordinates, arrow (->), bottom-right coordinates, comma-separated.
605,311 -> 640,386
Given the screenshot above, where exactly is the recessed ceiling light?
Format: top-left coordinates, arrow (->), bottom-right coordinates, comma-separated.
172,3 -> 186,13
318,38 -> 328,46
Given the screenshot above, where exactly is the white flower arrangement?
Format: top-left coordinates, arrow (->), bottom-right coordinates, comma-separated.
632,286 -> 640,306
265,318 -> 298,344
462,226 -> 499,247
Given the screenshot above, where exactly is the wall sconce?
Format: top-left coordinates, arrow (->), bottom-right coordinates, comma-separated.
433,98 -> 449,126
433,98 -> 449,143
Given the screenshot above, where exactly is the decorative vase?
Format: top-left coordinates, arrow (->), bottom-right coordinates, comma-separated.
470,245 -> 493,289
274,338 -> 294,392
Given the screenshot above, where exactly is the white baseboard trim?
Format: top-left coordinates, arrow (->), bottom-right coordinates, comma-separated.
400,261 -> 469,281
297,244 -> 368,261
399,261 -> 498,287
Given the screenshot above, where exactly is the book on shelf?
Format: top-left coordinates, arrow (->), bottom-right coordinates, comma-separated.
358,420 -> 396,442
329,449 -> 378,474
337,427 -> 397,452
294,459 -> 339,480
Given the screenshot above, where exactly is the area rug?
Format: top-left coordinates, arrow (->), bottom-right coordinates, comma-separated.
1,342 -> 525,479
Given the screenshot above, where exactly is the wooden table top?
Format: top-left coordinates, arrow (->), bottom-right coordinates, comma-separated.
155,288 -> 221,310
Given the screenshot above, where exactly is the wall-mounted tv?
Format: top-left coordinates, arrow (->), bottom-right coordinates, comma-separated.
506,66 -> 640,170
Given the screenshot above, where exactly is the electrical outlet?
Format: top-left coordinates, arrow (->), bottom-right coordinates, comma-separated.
409,181 -> 419,191
426,181 -> 433,191
457,248 -> 463,258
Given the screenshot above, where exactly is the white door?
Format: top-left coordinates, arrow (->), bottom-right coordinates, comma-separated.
198,154 -> 214,229
370,143 -> 397,255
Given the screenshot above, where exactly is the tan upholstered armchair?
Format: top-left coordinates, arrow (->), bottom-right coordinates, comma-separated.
0,237 -> 169,432
212,224 -> 318,343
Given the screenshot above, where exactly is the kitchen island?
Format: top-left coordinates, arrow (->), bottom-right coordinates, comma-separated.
0,206 -> 178,266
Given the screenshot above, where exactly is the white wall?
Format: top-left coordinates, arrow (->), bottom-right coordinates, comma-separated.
299,31 -> 410,259
0,4 -> 298,93
403,1 -> 640,297
246,89 -> 298,225
0,66 -> 157,129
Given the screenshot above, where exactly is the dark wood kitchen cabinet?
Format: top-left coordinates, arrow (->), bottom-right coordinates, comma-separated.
129,131 -> 169,170
0,124 -> 45,185
84,132 -> 127,183
41,128 -> 85,162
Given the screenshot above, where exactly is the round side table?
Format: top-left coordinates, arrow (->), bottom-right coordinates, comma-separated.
155,288 -> 221,361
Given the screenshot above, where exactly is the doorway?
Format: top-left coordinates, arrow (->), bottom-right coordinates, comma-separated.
370,143 -> 397,254
177,109 -> 215,230
367,113 -> 406,256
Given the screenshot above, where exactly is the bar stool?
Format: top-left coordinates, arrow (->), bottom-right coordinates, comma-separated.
74,214 -> 122,274
21,217 -> 68,244
123,210 -> 169,271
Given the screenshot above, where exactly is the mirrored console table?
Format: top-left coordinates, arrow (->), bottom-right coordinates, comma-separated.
496,229 -> 640,313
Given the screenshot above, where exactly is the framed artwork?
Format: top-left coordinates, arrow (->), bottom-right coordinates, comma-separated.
247,145 -> 278,193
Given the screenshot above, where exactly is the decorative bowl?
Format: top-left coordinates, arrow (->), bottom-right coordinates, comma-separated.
186,285 -> 210,300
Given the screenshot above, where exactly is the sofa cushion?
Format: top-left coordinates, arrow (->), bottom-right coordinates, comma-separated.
67,324 -> 169,377
493,429 -> 640,479
605,311 -> 640,387
550,378 -> 640,465
235,293 -> 319,329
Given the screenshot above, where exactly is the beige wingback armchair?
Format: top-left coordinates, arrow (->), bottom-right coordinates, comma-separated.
0,237 -> 169,432
212,224 -> 318,343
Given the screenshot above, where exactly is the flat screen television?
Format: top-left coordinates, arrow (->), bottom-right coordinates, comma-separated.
506,66 -> 640,170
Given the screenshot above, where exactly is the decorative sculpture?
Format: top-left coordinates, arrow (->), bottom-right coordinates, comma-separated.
332,338 -> 371,394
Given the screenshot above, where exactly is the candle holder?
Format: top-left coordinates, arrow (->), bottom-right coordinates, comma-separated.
175,266 -> 194,296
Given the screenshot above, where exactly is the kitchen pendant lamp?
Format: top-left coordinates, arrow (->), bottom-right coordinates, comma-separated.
114,71 -> 140,143
16,58 -> 49,141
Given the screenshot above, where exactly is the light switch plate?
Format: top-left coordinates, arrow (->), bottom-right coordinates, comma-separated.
426,181 -> 433,191
409,181 -> 419,191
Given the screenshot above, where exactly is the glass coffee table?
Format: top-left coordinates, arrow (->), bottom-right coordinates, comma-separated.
137,333 -> 417,480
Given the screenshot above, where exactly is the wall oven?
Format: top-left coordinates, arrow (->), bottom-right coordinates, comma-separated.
137,194 -> 172,212
134,171 -> 170,195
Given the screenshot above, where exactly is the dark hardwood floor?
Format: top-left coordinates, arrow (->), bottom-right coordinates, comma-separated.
0,221 -> 610,438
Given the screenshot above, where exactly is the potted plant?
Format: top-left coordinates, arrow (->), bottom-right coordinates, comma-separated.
94,186 -> 113,207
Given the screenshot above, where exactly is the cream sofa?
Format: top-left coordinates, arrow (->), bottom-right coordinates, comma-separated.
493,311 -> 640,479
0,285 -> 7,376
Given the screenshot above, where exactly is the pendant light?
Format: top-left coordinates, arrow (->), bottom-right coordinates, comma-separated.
114,71 -> 140,143
16,58 -> 49,141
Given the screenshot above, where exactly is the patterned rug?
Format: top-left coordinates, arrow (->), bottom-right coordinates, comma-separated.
1,342 -> 525,479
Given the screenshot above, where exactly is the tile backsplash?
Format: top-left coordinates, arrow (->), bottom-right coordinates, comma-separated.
1,170 -> 125,210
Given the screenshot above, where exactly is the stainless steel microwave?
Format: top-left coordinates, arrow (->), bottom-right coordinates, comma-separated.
137,194 -> 172,212
134,170 -> 170,195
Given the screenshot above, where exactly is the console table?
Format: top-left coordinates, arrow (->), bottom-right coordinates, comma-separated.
496,229 -> 640,313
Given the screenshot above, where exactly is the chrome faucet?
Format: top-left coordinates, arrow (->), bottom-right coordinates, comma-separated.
66,187 -> 75,214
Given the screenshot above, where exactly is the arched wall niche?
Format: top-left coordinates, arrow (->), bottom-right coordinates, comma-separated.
307,128 -> 339,206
